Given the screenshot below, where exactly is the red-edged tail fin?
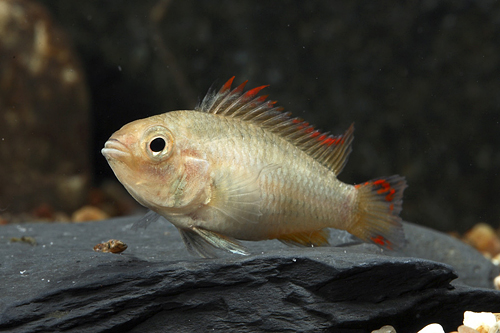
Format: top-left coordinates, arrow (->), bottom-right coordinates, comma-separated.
350,175 -> 407,250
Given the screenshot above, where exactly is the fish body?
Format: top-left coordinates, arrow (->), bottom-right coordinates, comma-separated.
102,77 -> 407,257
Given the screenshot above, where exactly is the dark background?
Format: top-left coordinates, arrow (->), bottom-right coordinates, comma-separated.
39,0 -> 500,233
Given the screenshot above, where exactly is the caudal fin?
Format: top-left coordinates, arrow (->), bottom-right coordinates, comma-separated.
349,175 -> 407,250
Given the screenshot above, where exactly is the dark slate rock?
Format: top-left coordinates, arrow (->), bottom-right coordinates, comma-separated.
398,222 -> 500,289
1,217 -> 499,332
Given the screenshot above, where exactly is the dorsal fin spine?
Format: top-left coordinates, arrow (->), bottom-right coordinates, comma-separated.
220,76 -> 235,93
232,80 -> 248,95
215,80 -> 248,115
229,87 -> 271,119
257,95 -> 268,102
259,112 -> 290,127
209,78 -> 236,114
310,130 -> 320,138
210,90 -> 231,115
244,85 -> 269,98
198,78 -> 355,175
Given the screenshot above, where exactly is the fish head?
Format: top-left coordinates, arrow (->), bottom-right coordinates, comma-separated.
102,116 -> 189,210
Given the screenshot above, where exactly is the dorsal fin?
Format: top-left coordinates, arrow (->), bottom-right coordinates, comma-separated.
196,77 -> 354,175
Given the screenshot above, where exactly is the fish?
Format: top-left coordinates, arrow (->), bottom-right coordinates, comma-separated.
102,77 -> 407,258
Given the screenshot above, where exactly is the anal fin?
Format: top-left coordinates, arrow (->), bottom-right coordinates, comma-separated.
277,229 -> 330,247
178,226 -> 249,258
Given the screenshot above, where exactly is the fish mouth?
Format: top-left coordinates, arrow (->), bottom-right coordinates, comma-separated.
102,139 -> 130,160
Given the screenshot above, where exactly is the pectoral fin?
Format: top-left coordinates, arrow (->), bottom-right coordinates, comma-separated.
209,164 -> 280,224
167,156 -> 210,208
178,226 -> 249,258
131,210 -> 161,230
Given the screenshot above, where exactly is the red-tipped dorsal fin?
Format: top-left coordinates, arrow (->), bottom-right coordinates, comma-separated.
233,80 -> 248,94
196,78 -> 354,174
244,85 -> 269,99
220,76 -> 235,94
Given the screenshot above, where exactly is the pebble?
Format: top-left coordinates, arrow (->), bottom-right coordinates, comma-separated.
93,239 -> 128,254
463,311 -> 496,331
372,311 -> 500,333
417,323 -> 445,333
457,325 -> 479,333
371,325 -> 397,333
494,275 -> 500,291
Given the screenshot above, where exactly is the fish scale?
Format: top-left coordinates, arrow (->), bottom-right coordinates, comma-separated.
102,77 -> 407,257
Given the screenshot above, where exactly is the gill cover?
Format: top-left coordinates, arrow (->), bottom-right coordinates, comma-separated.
138,124 -> 212,210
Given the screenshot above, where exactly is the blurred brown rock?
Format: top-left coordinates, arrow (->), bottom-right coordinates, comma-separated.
72,205 -> 109,222
463,223 -> 500,257
0,0 -> 90,214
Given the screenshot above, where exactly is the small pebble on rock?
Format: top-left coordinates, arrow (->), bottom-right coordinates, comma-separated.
494,275 -> 500,291
93,239 -> 128,254
492,254 -> 500,266
463,311 -> 496,332
371,325 -> 397,333
10,236 -> 37,246
417,323 -> 445,333
457,325 -> 480,333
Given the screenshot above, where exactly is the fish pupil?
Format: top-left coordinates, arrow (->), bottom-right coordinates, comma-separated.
150,137 -> 166,152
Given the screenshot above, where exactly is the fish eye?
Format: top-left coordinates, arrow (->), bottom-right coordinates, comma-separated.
143,125 -> 174,161
149,137 -> 166,153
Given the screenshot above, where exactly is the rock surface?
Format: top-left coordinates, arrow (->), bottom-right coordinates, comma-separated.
1,218 -> 499,332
